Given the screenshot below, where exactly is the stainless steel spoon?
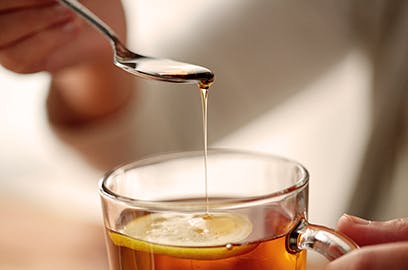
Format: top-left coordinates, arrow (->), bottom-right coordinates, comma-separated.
59,0 -> 214,87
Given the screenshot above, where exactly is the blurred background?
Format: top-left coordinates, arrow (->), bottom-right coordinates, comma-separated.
1,0 -> 407,269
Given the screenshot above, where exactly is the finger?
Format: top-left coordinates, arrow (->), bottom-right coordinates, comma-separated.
0,3 -> 75,48
326,242 -> 408,270
0,0 -> 56,12
0,19 -> 80,73
337,215 -> 408,246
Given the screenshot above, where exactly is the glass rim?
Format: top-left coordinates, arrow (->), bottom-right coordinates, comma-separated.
98,148 -> 309,211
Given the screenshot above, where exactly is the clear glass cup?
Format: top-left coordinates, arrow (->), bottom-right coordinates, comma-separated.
99,149 -> 358,270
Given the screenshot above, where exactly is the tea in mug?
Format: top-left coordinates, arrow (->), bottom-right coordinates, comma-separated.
105,211 -> 306,270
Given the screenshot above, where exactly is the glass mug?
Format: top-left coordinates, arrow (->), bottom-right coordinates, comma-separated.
99,149 -> 358,270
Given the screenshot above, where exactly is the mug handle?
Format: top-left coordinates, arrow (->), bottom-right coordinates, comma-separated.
287,219 -> 359,260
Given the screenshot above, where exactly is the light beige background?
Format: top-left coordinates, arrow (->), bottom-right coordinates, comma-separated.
1,0 -> 407,269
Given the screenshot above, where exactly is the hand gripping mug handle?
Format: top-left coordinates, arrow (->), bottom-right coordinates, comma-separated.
287,219 -> 359,260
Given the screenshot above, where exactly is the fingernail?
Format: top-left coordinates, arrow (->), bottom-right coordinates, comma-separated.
344,214 -> 371,225
61,20 -> 78,33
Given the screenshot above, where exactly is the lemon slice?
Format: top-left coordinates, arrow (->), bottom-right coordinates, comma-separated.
109,212 -> 256,260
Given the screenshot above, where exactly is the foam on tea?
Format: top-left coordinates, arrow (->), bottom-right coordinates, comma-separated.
108,212 -> 255,260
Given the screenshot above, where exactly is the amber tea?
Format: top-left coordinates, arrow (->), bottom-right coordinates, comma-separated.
104,209 -> 306,270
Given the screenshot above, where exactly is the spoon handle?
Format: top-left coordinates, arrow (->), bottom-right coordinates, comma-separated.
58,0 -> 120,45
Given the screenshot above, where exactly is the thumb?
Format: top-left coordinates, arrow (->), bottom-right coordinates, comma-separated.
326,242 -> 408,270
336,215 -> 408,246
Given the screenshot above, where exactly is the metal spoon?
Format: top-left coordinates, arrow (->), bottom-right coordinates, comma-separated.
59,0 -> 214,87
